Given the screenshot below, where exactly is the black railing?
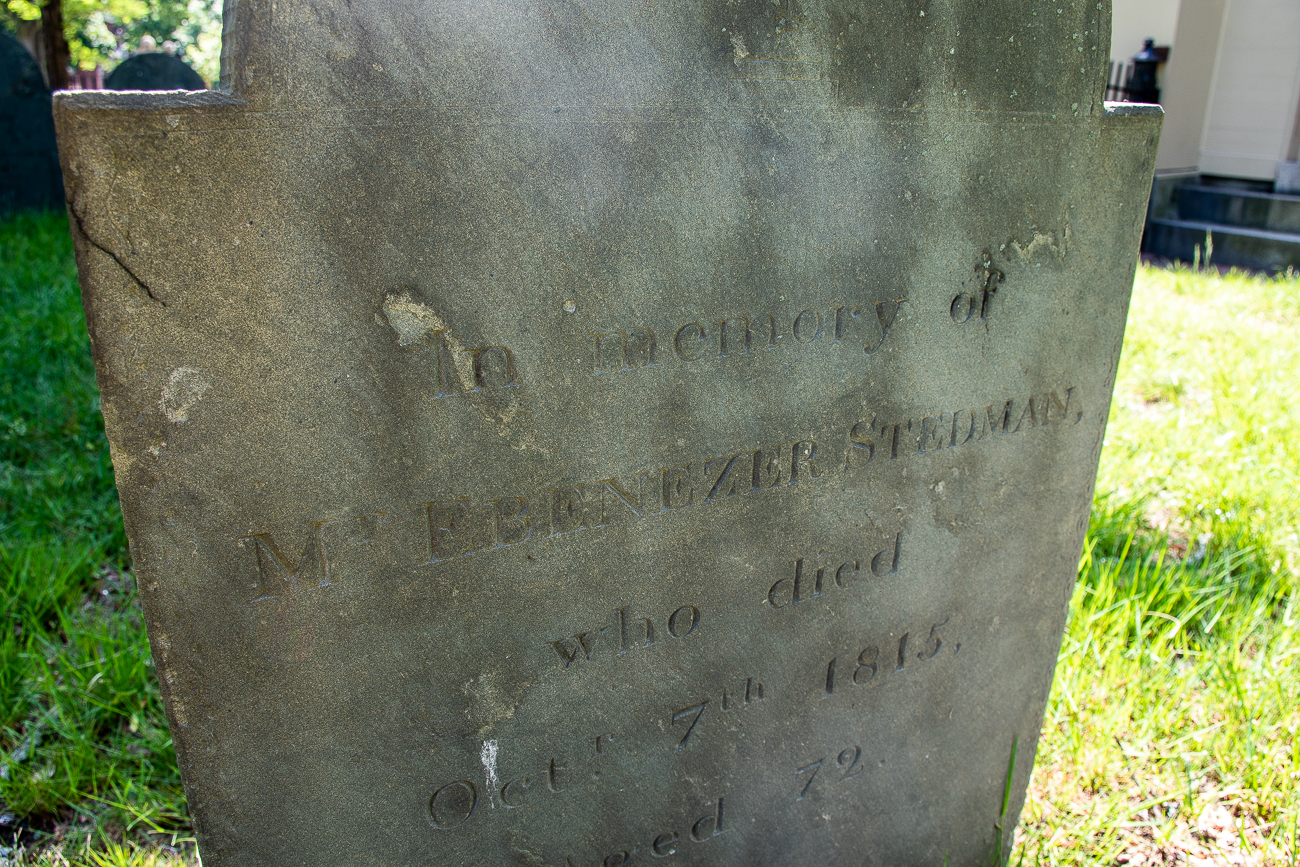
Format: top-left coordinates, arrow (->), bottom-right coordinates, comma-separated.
1106,60 -> 1134,102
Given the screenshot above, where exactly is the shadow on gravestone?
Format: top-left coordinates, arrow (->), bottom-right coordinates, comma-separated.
103,53 -> 206,91
0,32 -> 63,213
53,2 -> 1162,865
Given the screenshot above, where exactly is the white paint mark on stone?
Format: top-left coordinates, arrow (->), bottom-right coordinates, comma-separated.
381,292 -> 473,389
159,368 -> 210,423
1010,224 -> 1071,261
381,292 -> 448,346
481,739 -> 500,809
730,33 -> 750,66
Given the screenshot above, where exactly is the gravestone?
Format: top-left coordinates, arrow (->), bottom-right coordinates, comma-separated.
103,53 -> 205,91
0,32 -> 62,212
54,1 -> 1161,864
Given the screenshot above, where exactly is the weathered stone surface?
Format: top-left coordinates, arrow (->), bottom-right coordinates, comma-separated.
1,32 -> 62,213
103,53 -> 206,91
54,2 -> 1160,864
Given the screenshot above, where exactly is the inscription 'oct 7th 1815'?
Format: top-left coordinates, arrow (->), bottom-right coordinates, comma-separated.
235,387 -> 1082,603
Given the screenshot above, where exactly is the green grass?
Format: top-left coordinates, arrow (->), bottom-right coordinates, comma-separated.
0,212 -> 190,865
0,210 -> 1296,866
1015,265 -> 1300,865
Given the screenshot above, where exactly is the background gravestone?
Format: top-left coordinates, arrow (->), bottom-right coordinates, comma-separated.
103,53 -> 205,91
0,32 -> 62,213
55,1 -> 1160,864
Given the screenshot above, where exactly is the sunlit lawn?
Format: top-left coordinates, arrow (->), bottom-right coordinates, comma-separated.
1,210 -> 1296,865
1015,264 -> 1300,865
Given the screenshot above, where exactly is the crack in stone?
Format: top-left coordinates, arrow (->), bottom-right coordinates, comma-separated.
70,208 -> 167,307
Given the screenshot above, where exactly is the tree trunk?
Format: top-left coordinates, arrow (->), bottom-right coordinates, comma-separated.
40,0 -> 70,90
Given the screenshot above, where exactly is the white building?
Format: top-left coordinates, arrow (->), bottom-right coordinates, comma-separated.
1114,0 -> 1300,181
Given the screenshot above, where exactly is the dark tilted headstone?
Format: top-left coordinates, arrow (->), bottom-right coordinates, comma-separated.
54,2 -> 1161,864
0,32 -> 62,212
103,53 -> 205,91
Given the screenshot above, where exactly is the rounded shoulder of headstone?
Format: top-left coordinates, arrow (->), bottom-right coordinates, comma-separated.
0,32 -> 51,100
104,53 -> 206,91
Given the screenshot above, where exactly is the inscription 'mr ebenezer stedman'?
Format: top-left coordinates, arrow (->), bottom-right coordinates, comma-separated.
238,385 -> 1083,601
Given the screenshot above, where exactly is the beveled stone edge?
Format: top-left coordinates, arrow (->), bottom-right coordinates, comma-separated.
53,89 -> 244,112
1103,101 -> 1164,117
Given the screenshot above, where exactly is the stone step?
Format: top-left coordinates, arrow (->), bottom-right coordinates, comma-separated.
1176,184 -> 1300,233
1143,217 -> 1300,272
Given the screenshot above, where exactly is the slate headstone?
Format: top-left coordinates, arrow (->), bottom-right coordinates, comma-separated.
103,53 -> 205,91
0,32 -> 62,213
54,2 -> 1161,864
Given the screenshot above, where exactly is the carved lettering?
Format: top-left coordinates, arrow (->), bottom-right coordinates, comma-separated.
789,440 -> 821,483
1046,387 -> 1083,424
431,329 -> 521,397
551,603 -> 700,669
670,678 -> 763,751
690,798 -> 726,842
985,399 -> 1014,437
831,305 -> 861,342
705,453 -> 749,501
616,606 -> 655,654
671,700 -> 708,752
241,519 -> 340,602
470,346 -> 520,390
846,417 -> 875,469
673,323 -> 708,362
591,298 -> 907,378
870,533 -> 901,578
499,777 -> 531,808
821,616 -> 958,699
417,499 -> 474,564
492,497 -> 532,548
667,605 -> 701,638
917,415 -> 946,453
793,747 -> 864,803
428,780 -> 478,829
768,537 -> 900,610
549,487 -> 589,537
426,736 -> 609,833
864,299 -> 907,354
548,758 -> 566,793
549,628 -> 608,669
715,314 -> 777,357
792,307 -> 823,343
652,831 -> 679,857
590,474 -> 656,522
237,382 -> 1081,593
844,386 -> 1084,472
661,465 -> 694,510
751,446 -> 783,490
591,329 -> 659,375
950,292 -> 976,324
573,798 -> 728,865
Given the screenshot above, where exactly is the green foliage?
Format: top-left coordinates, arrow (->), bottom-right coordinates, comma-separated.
0,0 -> 220,84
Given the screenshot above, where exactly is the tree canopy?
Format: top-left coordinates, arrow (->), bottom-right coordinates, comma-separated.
1,0 -> 220,84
